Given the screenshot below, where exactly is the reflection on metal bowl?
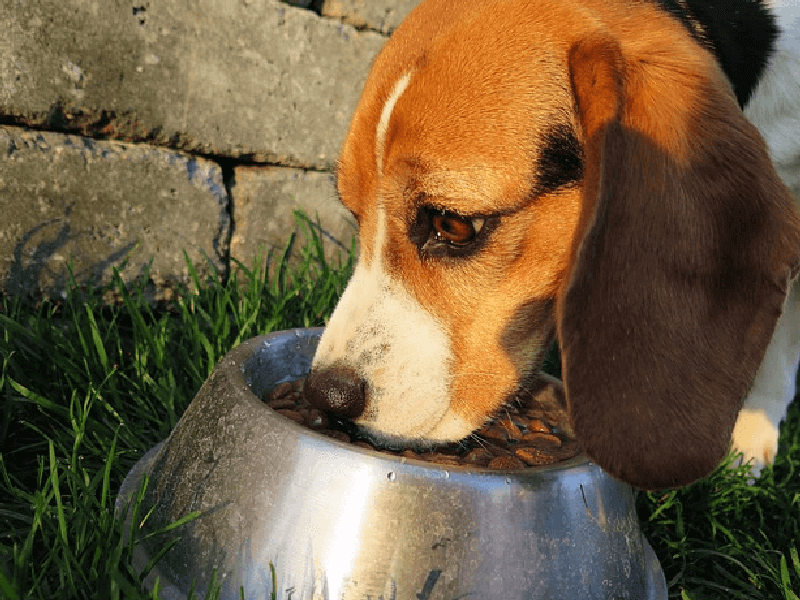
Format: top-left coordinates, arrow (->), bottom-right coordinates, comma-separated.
116,327 -> 667,600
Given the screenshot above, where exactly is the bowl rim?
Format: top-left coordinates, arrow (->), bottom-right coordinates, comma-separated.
235,327 -> 592,478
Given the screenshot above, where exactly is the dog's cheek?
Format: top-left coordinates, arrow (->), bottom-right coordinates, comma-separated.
443,305 -> 529,426
449,347 -> 519,426
396,244 -> 559,429
314,257 -> 465,439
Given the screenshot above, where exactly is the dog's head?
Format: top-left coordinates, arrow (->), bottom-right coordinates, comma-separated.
305,0 -> 800,489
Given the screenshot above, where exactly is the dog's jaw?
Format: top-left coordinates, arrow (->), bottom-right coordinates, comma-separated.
310,207 -> 475,445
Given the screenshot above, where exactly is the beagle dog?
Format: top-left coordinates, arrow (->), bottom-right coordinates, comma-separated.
305,0 -> 800,490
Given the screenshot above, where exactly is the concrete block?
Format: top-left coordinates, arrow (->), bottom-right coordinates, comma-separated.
229,166 -> 357,277
0,126 -> 229,299
1,0 -> 386,170
320,0 -> 420,33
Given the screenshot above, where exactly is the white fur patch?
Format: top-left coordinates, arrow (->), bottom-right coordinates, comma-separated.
745,2 -> 800,195
732,284 -> 800,478
735,5 -> 800,479
312,208 -> 473,444
375,71 -> 413,175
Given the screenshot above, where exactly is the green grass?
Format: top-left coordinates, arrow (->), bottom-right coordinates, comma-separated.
1,209 -> 799,599
637,400 -> 800,600
1,212 -> 355,599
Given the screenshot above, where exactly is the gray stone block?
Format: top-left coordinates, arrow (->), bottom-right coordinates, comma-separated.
0,126 -> 229,299
321,0 -> 421,33
229,166 -> 357,278
1,0 -> 386,170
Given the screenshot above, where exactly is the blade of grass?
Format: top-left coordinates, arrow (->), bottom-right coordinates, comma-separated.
85,303 -> 110,373
782,555 -> 799,600
0,571 -> 20,600
48,441 -> 71,570
100,430 -> 118,512
138,537 -> 180,581
9,377 -> 70,419
112,266 -> 165,372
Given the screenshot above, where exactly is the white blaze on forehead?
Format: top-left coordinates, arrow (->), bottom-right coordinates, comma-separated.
376,70 -> 414,174
374,202 -> 387,262
312,206 -> 473,443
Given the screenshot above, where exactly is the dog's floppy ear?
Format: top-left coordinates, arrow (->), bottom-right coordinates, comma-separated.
558,33 -> 800,490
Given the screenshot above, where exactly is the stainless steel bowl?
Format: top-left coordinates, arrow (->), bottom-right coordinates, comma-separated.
117,327 -> 667,600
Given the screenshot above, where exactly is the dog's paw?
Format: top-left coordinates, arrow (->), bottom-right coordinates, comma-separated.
730,408 -> 780,480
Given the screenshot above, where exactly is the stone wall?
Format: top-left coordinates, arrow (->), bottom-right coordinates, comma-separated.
1,0 -> 420,299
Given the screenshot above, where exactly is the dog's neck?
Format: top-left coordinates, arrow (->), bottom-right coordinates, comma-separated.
656,0 -> 778,107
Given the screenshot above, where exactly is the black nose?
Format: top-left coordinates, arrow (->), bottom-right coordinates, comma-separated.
304,365 -> 367,419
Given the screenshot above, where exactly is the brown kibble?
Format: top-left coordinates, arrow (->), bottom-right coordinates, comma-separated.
264,377 -> 579,470
428,453 -> 462,465
524,409 -> 548,422
488,456 -> 526,469
544,410 -> 564,425
525,419 -> 549,434
478,425 -> 509,446
464,448 -> 493,466
268,396 -> 298,410
520,432 -> 562,449
515,448 -> 551,466
481,441 -> 512,457
270,381 -> 293,400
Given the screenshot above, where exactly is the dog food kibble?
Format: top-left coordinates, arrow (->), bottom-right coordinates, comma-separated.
262,377 -> 580,469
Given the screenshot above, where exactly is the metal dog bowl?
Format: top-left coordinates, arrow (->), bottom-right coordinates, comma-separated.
117,327 -> 667,600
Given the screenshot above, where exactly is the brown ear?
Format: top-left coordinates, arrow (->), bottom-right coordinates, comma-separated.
558,34 -> 800,490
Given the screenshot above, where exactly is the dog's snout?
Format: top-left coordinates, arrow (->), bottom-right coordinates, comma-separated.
305,365 -> 367,419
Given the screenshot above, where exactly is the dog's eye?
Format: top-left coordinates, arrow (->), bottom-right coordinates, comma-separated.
410,206 -> 493,259
431,211 -> 485,245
